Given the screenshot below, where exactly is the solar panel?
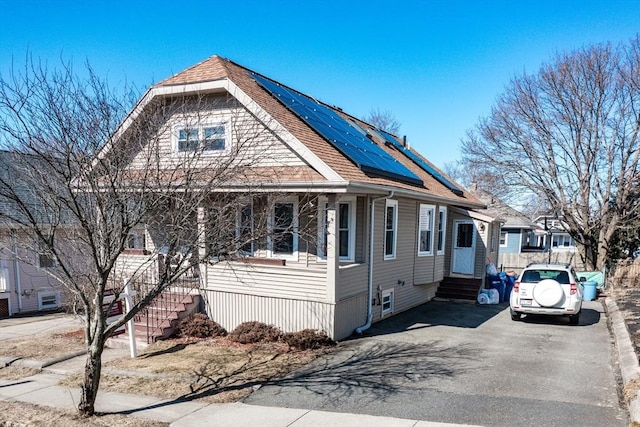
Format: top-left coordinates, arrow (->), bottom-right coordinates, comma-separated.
250,72 -> 423,186
378,130 -> 464,196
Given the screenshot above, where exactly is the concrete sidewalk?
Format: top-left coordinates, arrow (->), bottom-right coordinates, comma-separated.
0,313 -> 479,426
0,302 -> 636,426
0,366 -> 479,427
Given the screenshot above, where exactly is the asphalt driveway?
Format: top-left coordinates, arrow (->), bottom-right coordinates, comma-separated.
244,300 -> 627,427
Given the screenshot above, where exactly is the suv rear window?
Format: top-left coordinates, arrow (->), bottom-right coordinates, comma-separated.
521,269 -> 570,284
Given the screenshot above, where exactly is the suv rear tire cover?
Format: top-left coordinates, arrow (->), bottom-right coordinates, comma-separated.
532,279 -> 564,307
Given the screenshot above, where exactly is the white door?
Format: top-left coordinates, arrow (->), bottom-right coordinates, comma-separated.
452,220 -> 475,274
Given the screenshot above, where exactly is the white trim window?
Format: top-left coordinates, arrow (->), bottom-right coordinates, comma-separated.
207,207 -> 224,258
0,260 -> 9,292
381,288 -> 394,316
437,207 -> 447,255
318,197 -> 356,261
237,203 -> 254,255
384,199 -> 398,260
499,231 -> 508,247
174,119 -> 229,153
552,234 -> 575,249
36,243 -> 56,269
207,203 -> 254,258
126,228 -> 146,250
269,198 -> 298,259
418,204 -> 435,256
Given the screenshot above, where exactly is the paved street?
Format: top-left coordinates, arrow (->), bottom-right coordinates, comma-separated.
244,300 -> 627,427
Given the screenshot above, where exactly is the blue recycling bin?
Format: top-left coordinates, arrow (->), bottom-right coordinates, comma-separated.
583,281 -> 597,301
488,275 -> 505,303
504,275 -> 515,301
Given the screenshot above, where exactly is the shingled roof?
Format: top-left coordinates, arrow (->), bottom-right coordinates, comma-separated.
470,187 -> 534,229
154,55 -> 483,207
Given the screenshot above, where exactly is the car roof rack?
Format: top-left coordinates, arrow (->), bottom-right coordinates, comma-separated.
525,262 -> 572,269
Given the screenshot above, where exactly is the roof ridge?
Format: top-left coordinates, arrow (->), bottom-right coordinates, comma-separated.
156,54 -> 230,86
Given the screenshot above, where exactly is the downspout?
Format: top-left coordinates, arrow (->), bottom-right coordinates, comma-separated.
355,191 -> 394,335
11,231 -> 22,313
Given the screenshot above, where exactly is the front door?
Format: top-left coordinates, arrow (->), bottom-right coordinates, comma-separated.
452,220 -> 475,275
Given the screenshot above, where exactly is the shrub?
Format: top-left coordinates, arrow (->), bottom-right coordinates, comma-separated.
176,313 -> 226,338
282,329 -> 335,350
229,321 -> 281,344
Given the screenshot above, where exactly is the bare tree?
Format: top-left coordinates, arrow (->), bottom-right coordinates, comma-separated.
441,160 -> 510,200
364,108 -> 401,135
461,36 -> 640,269
0,58 -> 316,415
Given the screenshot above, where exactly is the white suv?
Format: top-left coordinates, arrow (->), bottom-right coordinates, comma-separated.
509,263 -> 583,324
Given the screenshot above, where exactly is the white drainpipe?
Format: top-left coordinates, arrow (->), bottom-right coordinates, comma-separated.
11,231 -> 22,313
355,191 -> 394,335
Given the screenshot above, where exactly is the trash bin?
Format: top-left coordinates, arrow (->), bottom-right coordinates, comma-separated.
488,276 -> 505,303
583,281 -> 597,301
504,274 -> 515,302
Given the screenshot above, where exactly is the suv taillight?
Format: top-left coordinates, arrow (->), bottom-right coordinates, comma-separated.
570,283 -> 577,295
514,281 -> 520,293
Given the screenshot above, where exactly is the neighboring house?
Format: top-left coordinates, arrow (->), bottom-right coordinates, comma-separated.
471,186 -> 581,272
532,215 -> 579,253
470,186 -> 537,269
112,56 -> 497,340
0,151 -> 66,317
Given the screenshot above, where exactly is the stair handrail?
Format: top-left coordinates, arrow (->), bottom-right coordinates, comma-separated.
129,254 -> 201,343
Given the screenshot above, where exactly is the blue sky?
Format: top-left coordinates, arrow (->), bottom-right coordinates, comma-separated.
1,0 -> 638,168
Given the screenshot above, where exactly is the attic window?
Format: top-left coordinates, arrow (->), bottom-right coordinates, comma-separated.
175,122 -> 228,153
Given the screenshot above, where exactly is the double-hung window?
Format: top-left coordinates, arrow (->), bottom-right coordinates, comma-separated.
437,207 -> 447,255
384,199 -> 398,260
36,243 -> 56,269
208,203 -> 254,258
237,204 -> 254,255
202,125 -> 226,151
552,234 -> 575,248
0,260 -> 9,292
207,207 -> 236,258
418,204 -> 435,256
126,227 -> 146,250
270,199 -> 298,258
178,128 -> 199,152
499,231 -> 508,247
176,120 -> 228,153
318,198 -> 355,261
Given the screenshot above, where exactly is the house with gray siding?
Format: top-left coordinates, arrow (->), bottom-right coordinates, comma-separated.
471,187 -> 581,272
0,151 -> 66,317
112,56 -> 496,340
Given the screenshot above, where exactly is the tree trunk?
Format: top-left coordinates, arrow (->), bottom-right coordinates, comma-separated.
78,336 -> 105,416
596,213 -> 619,270
579,241 -> 598,271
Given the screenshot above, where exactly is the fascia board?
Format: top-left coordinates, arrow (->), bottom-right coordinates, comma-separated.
93,79 -> 344,184
450,206 -> 498,223
346,182 -> 486,209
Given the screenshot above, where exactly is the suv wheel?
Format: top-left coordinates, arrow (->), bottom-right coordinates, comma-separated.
569,313 -> 580,325
510,309 -> 521,321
